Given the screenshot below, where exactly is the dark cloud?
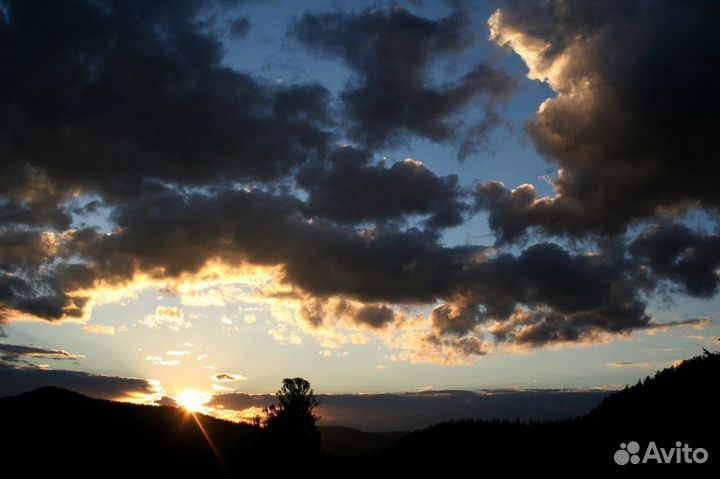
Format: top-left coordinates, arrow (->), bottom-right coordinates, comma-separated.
212,373 -> 246,382
0,0 -> 717,361
297,147 -> 468,229
0,362 -> 154,400
0,229 -> 55,270
353,305 -> 396,329
64,187 -> 479,307
227,16 -> 251,38
155,396 -> 179,408
290,5 -> 514,150
0,196 -> 71,230
1,181 -> 714,356
430,302 -> 479,337
0,0 -> 331,209
210,389 -> 610,431
474,181 -> 581,243
480,0 -> 720,238
431,242 -> 651,346
630,224 -> 720,298
0,271 -> 88,322
0,343 -> 84,364
299,298 -> 399,330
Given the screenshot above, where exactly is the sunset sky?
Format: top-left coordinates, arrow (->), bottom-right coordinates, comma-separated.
1,0 -> 718,424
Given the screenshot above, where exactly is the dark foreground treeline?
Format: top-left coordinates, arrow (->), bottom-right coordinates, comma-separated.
2,352 -> 718,478
378,351 -> 719,478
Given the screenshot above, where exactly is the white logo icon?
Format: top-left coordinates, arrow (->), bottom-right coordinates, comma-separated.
614,441 -> 641,465
614,441 -> 708,465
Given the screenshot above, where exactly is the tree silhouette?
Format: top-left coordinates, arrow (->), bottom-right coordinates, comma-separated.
259,378 -> 321,455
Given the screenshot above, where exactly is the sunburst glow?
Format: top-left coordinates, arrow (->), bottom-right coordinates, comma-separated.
176,390 -> 211,413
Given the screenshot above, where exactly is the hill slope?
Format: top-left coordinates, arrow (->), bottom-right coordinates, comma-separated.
378,352 -> 720,477
317,426 -> 406,456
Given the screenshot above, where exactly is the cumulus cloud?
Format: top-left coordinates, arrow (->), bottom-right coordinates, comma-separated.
2,181 -> 715,360
139,307 -> 190,331
297,147 -> 468,229
1,0 -> 719,364
0,0 -> 331,209
478,0 -> 720,238
629,224 -> 720,297
290,5 -> 514,151
54,188 -> 480,310
299,297 -> 400,330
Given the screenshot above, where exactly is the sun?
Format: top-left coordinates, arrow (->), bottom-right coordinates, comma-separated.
176,389 -> 211,413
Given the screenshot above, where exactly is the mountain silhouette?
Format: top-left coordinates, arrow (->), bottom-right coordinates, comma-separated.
0,386 -> 262,477
1,353 -> 718,477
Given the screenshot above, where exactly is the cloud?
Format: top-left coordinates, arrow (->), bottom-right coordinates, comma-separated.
0,343 -> 85,364
0,362 -> 155,400
212,373 -> 248,382
476,0 -> 720,239
227,16 -> 251,39
155,396 -> 179,408
629,224 -> 720,297
82,324 -> 115,335
684,334 -> 719,345
0,270 -> 88,322
165,350 -> 190,356
297,147 -> 468,229
2,182 -> 714,360
605,362 -> 654,369
434,242 -> 651,347
5,184 -> 707,359
643,317 -> 712,336
290,5 -> 514,151
144,356 -> 180,367
299,297 -> 400,330
268,323 -> 303,346
1,0 -> 718,364
139,307 -> 190,331
0,0 -> 331,210
0,229 -> 58,269
59,188 -> 480,310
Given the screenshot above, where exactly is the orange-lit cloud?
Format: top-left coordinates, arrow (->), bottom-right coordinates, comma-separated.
82,324 -> 115,335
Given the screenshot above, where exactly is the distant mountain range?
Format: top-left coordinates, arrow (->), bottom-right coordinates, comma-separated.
2,352 -> 718,477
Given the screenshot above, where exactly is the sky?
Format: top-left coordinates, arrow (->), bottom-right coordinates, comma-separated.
1,0 -> 719,425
